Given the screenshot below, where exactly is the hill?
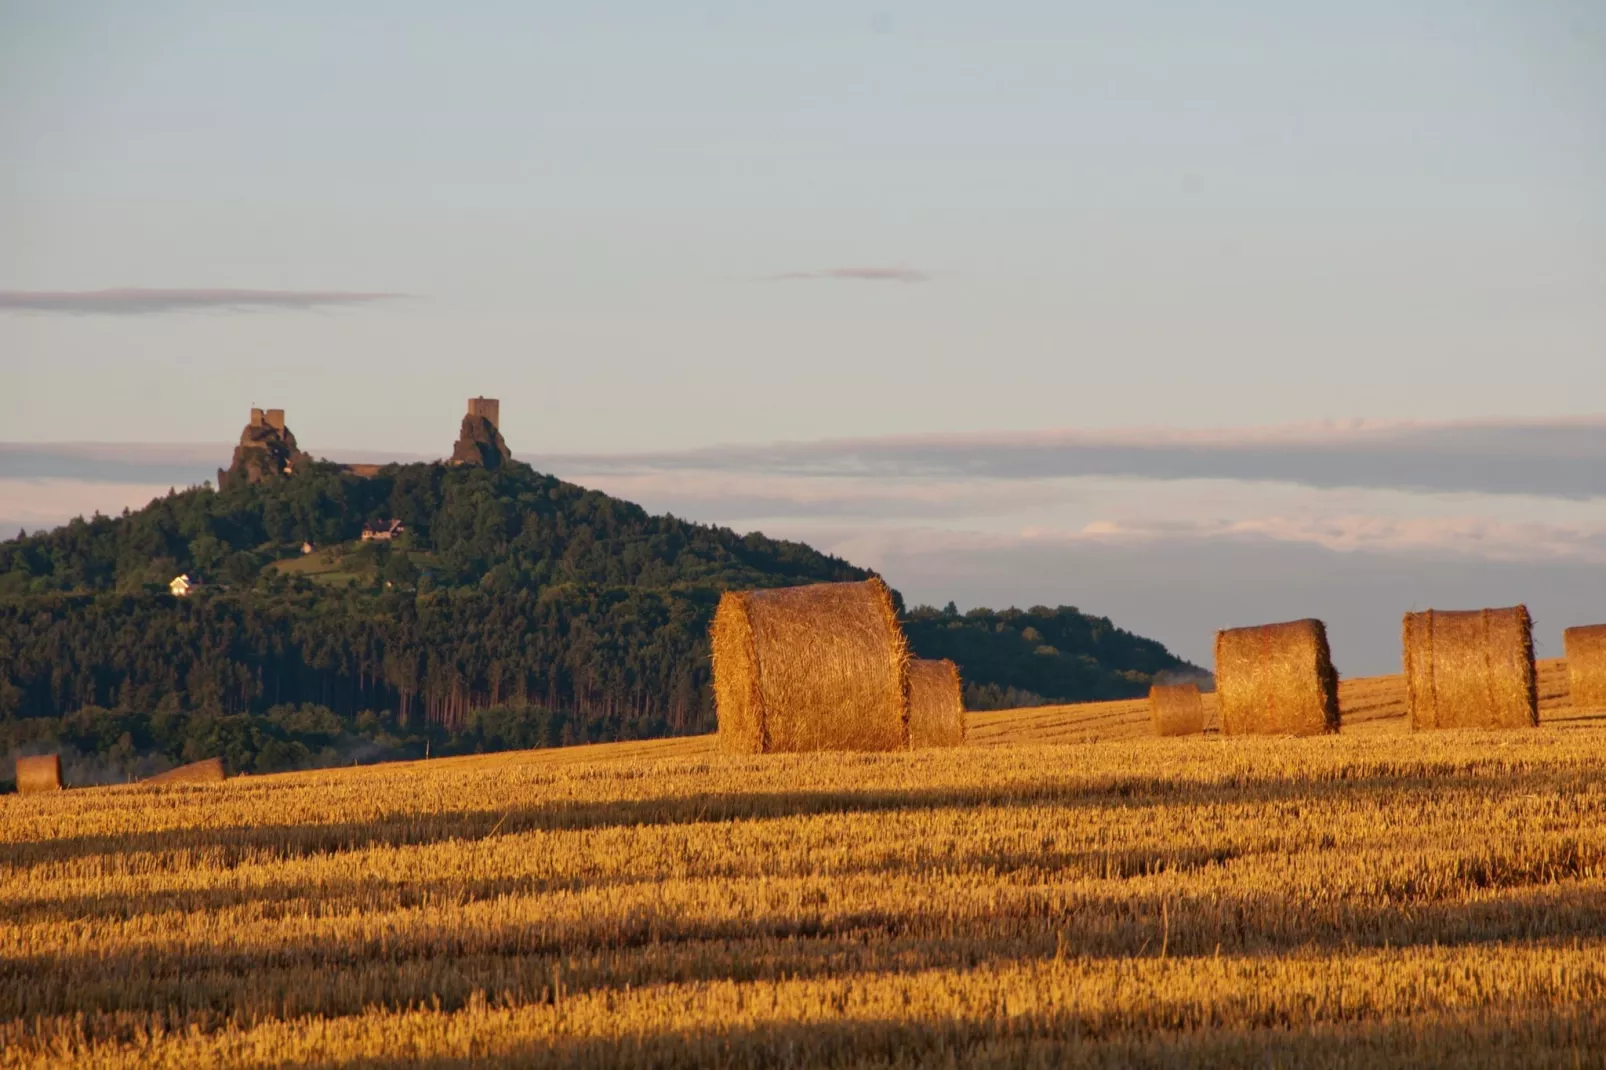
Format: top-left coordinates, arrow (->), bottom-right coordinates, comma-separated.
0,459 -> 1198,775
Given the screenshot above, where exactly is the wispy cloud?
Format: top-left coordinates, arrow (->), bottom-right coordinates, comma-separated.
759,267 -> 931,284
0,288 -> 408,315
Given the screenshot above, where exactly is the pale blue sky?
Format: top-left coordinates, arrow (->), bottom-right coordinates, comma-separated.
2,3 -> 1604,672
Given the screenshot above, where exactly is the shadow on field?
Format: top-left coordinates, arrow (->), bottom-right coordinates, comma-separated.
5,878 -> 1604,1024
5,841 -> 1251,927
313,1008 -> 1601,1070
6,766 -> 1595,872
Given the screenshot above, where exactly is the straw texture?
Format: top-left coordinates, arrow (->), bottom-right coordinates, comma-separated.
1150,683 -> 1206,737
1214,619 -> 1340,736
16,754 -> 63,794
1403,607 -> 1537,730
144,758 -> 226,785
711,578 -> 910,753
908,658 -> 966,748
1564,625 -> 1606,711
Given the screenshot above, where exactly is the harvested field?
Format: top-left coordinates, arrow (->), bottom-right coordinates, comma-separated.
3,668 -> 1604,1068
142,758 -> 226,785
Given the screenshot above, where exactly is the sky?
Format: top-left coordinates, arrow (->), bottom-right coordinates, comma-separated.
2,2 -> 1604,675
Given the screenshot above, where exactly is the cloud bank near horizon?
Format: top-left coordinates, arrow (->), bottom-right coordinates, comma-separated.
0,288 -> 408,315
551,416 -> 1606,499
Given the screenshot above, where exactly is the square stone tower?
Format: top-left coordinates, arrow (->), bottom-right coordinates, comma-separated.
467,397 -> 500,427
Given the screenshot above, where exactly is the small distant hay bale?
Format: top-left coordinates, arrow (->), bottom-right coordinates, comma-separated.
908,658 -> 966,748
1214,619 -> 1340,736
16,754 -> 63,795
711,578 -> 910,753
1403,606 -> 1536,730
1564,625 -> 1606,711
1150,683 -> 1206,737
143,757 -> 226,786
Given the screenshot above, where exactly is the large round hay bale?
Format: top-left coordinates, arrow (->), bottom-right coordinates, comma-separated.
1564,624 -> 1606,711
143,757 -> 226,785
15,754 -> 62,795
1404,607 -> 1537,730
711,578 -> 910,753
1214,619 -> 1340,736
1150,682 -> 1205,737
908,658 -> 966,748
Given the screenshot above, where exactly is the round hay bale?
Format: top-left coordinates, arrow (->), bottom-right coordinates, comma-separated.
15,754 -> 63,795
1404,607 -> 1537,730
1149,682 -> 1205,737
908,658 -> 966,748
1214,619 -> 1340,736
711,578 -> 910,753
143,757 -> 226,786
1563,624 -> 1606,712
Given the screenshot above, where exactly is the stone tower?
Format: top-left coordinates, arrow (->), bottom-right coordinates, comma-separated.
220,407 -> 309,488
450,397 -> 511,469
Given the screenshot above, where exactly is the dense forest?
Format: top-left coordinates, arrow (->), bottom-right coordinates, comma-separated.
0,460 -> 1197,782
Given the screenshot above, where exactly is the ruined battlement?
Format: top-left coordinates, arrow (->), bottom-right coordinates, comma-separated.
451,396 -> 511,469
249,408 -> 287,431
223,406 -> 306,488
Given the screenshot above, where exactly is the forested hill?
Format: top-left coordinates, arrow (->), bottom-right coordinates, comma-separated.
0,460 -> 1197,778
0,460 -> 863,596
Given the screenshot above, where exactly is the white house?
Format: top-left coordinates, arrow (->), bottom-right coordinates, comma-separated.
361,519 -> 405,542
170,574 -> 200,597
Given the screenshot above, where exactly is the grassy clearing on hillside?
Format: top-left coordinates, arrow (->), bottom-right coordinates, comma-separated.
4,674 -> 1605,1068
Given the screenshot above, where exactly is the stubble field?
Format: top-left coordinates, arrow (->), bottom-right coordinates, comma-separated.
3,660 -> 1604,1068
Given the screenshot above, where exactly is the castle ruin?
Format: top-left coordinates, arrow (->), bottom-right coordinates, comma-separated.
450,397 -> 511,469
218,398 -> 513,485
220,407 -> 310,488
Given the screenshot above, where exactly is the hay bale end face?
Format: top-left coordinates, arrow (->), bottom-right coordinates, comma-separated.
1564,624 -> 1606,711
1150,682 -> 1206,737
908,658 -> 966,748
16,754 -> 63,795
143,757 -> 226,786
711,578 -> 910,753
1214,619 -> 1340,736
1404,606 -> 1537,730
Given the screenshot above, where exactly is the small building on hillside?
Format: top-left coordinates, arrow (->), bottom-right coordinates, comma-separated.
361,519 -> 405,542
170,574 -> 201,597
301,541 -> 315,555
